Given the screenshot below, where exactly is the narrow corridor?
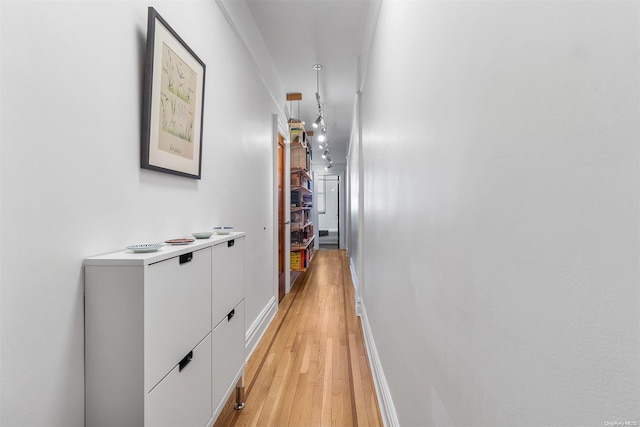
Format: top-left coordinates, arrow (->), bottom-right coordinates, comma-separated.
215,250 -> 382,426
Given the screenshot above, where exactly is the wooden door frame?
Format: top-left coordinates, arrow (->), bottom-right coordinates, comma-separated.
277,133 -> 286,301
272,114 -> 290,304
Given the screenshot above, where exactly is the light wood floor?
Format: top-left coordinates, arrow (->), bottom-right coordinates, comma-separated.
214,249 -> 383,427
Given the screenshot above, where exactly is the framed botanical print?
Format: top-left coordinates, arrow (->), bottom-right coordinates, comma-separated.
141,7 -> 206,179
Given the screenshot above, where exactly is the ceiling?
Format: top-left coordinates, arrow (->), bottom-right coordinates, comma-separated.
246,0 -> 375,166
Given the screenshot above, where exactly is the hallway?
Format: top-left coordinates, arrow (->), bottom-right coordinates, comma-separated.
215,250 -> 382,427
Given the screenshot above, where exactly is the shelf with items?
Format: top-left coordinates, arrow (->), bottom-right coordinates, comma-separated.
291,168 -> 312,181
290,207 -> 310,229
291,221 -> 313,232
291,234 -> 315,251
291,190 -> 312,209
291,168 -> 312,190
290,236 -> 315,270
289,115 -> 315,274
290,206 -> 312,213
291,186 -> 312,195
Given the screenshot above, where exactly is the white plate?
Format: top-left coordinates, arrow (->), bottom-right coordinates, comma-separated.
165,238 -> 195,245
192,232 -> 213,239
213,227 -> 234,235
127,243 -> 164,253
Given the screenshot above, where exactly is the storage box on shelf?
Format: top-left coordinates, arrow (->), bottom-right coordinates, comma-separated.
84,233 -> 246,427
289,121 -> 310,171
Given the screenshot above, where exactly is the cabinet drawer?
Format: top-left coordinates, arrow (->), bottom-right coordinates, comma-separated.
212,300 -> 245,411
145,247 -> 212,391
146,333 -> 212,427
212,237 -> 245,324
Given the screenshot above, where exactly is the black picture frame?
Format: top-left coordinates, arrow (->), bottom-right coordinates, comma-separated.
141,7 -> 206,179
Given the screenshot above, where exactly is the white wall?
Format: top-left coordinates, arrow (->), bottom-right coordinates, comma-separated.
0,1 -> 281,425
358,1 -> 640,425
348,105 -> 361,284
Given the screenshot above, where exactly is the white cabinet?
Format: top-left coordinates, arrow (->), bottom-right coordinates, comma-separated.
146,247 -> 212,392
212,238 -> 245,327
211,237 -> 246,420
146,333 -> 212,427
85,233 -> 246,427
212,300 -> 245,417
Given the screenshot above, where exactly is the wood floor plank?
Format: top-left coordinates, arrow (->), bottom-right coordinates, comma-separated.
215,250 -> 382,427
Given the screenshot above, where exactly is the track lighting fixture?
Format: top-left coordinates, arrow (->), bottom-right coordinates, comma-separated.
325,163 -> 333,170
313,64 -> 333,170
314,65 -> 324,119
318,127 -> 327,143
313,65 -> 328,139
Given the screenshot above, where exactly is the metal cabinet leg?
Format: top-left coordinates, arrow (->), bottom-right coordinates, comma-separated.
234,376 -> 245,410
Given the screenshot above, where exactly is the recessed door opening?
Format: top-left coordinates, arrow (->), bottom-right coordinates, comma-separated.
317,174 -> 339,249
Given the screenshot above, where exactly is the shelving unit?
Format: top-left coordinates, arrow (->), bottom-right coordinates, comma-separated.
289,120 -> 314,275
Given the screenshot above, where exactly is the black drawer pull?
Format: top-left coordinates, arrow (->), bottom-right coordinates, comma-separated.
179,252 -> 193,264
227,239 -> 235,248
179,351 -> 193,372
227,309 -> 235,321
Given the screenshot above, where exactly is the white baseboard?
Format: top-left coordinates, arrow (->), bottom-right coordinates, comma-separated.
349,257 -> 359,294
347,264 -> 399,427
349,258 -> 363,316
245,296 -> 277,360
359,303 -> 400,427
